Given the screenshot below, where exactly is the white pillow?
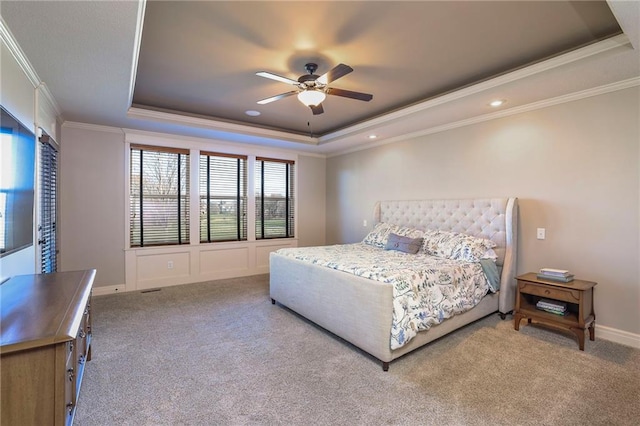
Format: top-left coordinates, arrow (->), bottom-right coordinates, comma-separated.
363,222 -> 395,248
422,230 -> 496,262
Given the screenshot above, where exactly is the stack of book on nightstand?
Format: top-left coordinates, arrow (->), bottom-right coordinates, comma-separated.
536,298 -> 568,316
537,268 -> 574,282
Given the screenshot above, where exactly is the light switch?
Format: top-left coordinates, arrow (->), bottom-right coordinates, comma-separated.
536,228 -> 546,240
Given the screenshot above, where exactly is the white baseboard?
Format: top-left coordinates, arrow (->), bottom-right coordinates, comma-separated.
92,284 -> 126,296
597,324 -> 640,349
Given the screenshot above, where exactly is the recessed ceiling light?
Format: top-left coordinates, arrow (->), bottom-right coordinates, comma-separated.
489,100 -> 505,107
245,110 -> 261,116
368,134 -> 378,139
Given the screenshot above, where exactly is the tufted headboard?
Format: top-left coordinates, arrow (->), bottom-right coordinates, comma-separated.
373,198 -> 519,313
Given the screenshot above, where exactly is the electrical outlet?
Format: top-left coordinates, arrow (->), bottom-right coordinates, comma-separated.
363,219 -> 367,227
536,228 -> 546,240
167,260 -> 174,269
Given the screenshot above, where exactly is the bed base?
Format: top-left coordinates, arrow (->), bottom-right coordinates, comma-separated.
270,254 -> 506,370
270,197 -> 518,371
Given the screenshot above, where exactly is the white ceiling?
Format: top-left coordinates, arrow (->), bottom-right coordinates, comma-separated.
1,1 -> 639,156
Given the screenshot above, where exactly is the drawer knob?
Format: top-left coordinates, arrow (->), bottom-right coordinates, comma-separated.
545,290 -> 551,295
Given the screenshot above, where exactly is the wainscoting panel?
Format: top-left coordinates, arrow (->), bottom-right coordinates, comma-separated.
124,239 -> 297,291
200,247 -> 250,275
136,251 -> 191,290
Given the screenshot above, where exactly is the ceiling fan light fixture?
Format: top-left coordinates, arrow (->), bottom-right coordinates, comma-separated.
256,63 -> 371,114
297,89 -> 326,107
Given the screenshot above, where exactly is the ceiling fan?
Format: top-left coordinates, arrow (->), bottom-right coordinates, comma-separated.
256,63 -> 373,115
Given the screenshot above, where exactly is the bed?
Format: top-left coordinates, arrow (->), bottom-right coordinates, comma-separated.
270,197 -> 518,370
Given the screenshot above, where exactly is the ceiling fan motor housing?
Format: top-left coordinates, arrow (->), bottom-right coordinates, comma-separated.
304,63 -> 318,74
298,63 -> 321,87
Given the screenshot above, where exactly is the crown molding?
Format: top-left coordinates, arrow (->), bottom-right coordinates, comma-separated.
320,34 -> 632,144
61,120 -> 326,158
327,76 -> 640,158
127,106 -> 319,145
36,82 -> 64,119
122,127 -> 316,159
0,17 -> 40,87
127,0 -> 146,110
2,17 -> 64,119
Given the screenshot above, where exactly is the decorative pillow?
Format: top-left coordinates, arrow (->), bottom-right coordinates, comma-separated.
422,230 -> 496,262
363,223 -> 423,248
363,222 -> 395,248
384,233 -> 423,254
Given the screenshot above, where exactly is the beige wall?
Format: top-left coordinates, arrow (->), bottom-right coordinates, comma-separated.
326,87 -> 639,335
59,125 -> 327,288
296,155 -> 326,248
59,126 -> 126,287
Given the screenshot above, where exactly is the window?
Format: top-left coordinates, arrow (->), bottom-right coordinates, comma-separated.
130,145 -> 190,247
39,134 -> 58,273
0,107 -> 36,257
199,152 -> 247,242
255,157 -> 294,239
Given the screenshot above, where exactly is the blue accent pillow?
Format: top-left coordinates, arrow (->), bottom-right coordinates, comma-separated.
384,233 -> 423,254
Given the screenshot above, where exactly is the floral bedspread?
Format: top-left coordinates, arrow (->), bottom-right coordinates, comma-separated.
276,243 -> 492,350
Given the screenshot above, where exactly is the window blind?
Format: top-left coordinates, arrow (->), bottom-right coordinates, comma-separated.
39,135 -> 58,273
255,157 -> 294,239
130,145 -> 190,247
199,152 -> 247,242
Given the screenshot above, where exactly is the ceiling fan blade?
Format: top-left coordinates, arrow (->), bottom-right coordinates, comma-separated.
256,71 -> 299,86
310,104 -> 324,115
317,63 -> 353,85
257,91 -> 298,105
327,87 -> 373,102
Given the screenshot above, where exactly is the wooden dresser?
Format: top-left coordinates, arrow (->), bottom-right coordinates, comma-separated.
1,269 -> 96,426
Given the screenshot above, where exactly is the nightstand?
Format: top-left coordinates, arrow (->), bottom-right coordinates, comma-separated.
514,273 -> 596,350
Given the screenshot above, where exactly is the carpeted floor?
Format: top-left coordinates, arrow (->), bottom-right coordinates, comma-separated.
74,274 -> 640,425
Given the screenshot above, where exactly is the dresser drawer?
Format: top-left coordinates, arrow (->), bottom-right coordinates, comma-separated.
518,281 -> 580,303
65,347 -> 76,426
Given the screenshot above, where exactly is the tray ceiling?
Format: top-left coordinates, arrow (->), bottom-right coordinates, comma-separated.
133,1 -> 621,136
1,1 -> 637,154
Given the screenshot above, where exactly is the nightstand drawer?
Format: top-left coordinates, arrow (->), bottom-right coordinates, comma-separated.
518,281 -> 580,303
